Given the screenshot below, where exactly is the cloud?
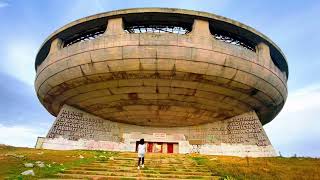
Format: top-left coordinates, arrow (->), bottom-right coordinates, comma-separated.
0,1 -> 9,8
265,84 -> 320,157
285,84 -> 320,112
2,39 -> 37,86
0,123 -> 47,147
0,73 -> 53,148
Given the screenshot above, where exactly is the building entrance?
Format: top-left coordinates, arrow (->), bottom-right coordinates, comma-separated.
167,143 -> 174,153
147,142 -> 153,152
136,141 -> 178,153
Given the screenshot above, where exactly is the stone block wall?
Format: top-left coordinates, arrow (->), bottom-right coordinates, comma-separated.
40,105 -> 276,157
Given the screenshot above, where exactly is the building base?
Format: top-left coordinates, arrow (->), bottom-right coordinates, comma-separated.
37,105 -> 277,157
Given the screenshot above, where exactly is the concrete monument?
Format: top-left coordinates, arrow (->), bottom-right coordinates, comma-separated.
34,8 -> 288,157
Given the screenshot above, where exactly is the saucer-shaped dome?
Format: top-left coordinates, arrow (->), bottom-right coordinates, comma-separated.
35,8 -> 288,127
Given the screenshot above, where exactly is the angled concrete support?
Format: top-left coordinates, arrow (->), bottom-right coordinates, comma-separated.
189,19 -> 214,48
104,17 -> 126,35
49,38 -> 63,54
191,19 -> 212,37
256,42 -> 272,68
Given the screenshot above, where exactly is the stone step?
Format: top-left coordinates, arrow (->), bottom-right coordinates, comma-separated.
55,174 -> 175,179
105,157 -> 189,160
117,153 -> 187,158
112,158 -> 188,162
79,164 -> 208,171
64,169 -> 213,176
117,156 -> 189,159
83,165 -> 207,171
114,157 -> 186,159
108,159 -> 186,163
99,159 -> 190,163
97,161 -> 197,166
91,161 -> 205,167
57,174 -> 220,180
72,166 -> 211,173
57,173 -> 218,179
87,163 -> 206,169
40,179 -> 82,180
48,153 -> 218,179
76,165 -> 210,172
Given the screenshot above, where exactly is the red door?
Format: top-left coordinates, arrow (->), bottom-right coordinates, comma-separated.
167,143 -> 173,153
147,143 -> 153,152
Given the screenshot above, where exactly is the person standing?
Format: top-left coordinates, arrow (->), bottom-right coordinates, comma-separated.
137,138 -> 146,169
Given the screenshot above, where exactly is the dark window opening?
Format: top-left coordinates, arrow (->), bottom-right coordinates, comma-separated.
63,27 -> 106,47
124,24 -> 191,34
271,54 -> 287,77
210,26 -> 256,52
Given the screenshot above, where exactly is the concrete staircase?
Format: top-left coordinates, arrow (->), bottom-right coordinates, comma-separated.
53,152 -> 219,179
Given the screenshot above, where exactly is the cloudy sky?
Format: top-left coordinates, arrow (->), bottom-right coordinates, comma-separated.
0,0 -> 319,157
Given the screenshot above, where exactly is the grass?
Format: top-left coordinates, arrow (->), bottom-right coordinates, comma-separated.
0,144 -> 116,179
189,154 -> 320,180
1,145 -> 320,180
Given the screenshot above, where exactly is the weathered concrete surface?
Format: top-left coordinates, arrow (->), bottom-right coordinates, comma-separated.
35,16 -> 287,126
40,105 -> 276,157
34,8 -> 288,156
35,8 -> 288,72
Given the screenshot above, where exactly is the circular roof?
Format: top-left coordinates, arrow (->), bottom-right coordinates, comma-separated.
35,8 -> 288,77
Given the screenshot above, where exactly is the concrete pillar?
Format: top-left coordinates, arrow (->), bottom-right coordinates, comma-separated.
49,38 -> 63,54
256,42 -> 272,67
163,143 -> 167,153
190,19 -> 214,48
173,143 -> 179,153
104,17 -> 126,35
190,19 -> 212,37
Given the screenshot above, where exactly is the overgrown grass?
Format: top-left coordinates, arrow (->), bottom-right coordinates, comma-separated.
190,154 -> 320,180
2,145 -> 320,180
0,145 -> 116,179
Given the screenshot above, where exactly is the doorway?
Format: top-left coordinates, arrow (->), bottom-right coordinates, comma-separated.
136,141 -> 178,153
167,143 -> 174,153
147,142 -> 153,152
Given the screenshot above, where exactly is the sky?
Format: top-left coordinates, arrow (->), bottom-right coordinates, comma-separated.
0,0 -> 319,157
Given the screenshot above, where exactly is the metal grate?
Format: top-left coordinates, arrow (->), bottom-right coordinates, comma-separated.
125,25 -> 191,34
63,24 -> 255,52
213,32 -> 256,52
64,29 -> 105,47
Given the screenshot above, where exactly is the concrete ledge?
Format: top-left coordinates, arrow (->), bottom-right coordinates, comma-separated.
35,32 -> 287,124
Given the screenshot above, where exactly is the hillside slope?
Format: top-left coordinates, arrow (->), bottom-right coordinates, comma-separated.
0,145 -> 319,179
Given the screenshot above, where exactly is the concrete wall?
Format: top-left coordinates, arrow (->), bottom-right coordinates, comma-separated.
39,105 -> 276,157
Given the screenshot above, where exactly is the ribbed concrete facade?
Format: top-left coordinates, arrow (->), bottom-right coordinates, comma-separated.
35,8 -> 288,157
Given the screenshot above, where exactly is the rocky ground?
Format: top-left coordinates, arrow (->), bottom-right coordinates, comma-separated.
0,144 -> 319,179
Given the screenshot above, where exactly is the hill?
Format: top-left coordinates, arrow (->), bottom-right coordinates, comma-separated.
0,145 -> 319,179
